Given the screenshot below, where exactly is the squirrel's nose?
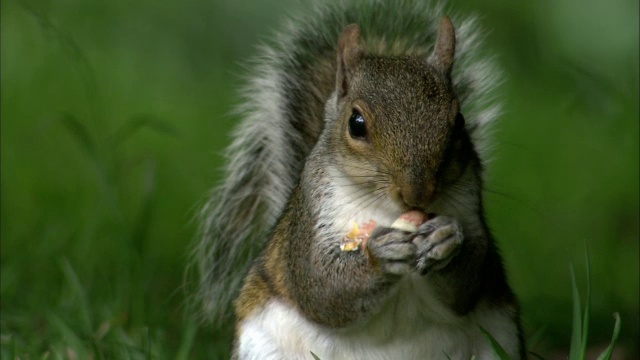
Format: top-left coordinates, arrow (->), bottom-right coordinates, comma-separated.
399,182 -> 436,208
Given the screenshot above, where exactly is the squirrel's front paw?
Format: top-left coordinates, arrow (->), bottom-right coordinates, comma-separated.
366,227 -> 416,277
412,216 -> 463,275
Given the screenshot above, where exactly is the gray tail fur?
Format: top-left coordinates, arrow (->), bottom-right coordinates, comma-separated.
191,0 -> 501,324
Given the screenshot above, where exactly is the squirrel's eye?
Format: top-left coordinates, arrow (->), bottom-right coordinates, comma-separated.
348,110 -> 367,139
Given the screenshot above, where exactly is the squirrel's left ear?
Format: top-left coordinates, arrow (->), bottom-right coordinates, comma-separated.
336,24 -> 364,98
429,16 -> 456,77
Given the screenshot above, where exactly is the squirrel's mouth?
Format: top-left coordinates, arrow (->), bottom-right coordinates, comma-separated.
389,187 -> 437,214
408,207 -> 437,220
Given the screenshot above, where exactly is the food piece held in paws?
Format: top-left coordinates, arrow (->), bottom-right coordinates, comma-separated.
340,220 -> 378,251
391,218 -> 418,232
340,238 -> 360,252
346,222 -> 361,240
359,220 -> 377,250
390,210 -> 430,232
340,222 -> 362,252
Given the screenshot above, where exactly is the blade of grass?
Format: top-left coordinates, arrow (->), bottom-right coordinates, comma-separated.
581,244 -> 591,357
310,351 -> 321,359
58,114 -> 120,217
11,337 -> 16,360
176,317 -> 198,360
109,115 -> 180,148
20,1 -> 102,126
58,114 -> 97,159
525,326 -> 546,351
46,312 -> 89,358
49,345 -> 66,360
528,351 -> 545,360
568,261 -> 583,360
90,340 -> 104,360
131,160 -> 157,257
480,326 -> 512,360
60,258 -> 93,333
147,327 -> 151,360
596,313 -> 621,360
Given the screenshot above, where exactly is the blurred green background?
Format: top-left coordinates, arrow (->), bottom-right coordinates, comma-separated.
2,0 -> 638,358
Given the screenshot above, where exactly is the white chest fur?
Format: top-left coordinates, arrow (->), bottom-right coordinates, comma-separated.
237,278 -> 519,360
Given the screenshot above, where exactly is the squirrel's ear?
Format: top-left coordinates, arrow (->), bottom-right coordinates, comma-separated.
430,16 -> 456,77
336,24 -> 363,97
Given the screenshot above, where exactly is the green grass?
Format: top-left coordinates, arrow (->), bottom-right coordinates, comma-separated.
2,0 -> 638,358
483,248 -> 622,360
566,248 -> 622,360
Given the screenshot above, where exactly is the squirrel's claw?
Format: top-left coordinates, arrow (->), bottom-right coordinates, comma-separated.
366,227 -> 417,277
412,216 -> 464,275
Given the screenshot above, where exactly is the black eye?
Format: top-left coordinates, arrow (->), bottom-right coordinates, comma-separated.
348,110 -> 367,139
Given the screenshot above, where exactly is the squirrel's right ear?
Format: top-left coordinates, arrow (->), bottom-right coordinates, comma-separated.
336,24 -> 364,98
429,16 -> 456,77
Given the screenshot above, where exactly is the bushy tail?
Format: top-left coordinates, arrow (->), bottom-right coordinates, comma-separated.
190,56 -> 302,323
190,0 -> 501,325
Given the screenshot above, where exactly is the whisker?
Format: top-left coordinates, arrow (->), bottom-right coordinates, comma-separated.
335,180 -> 390,188
340,190 -> 388,231
325,156 -> 392,176
440,191 -> 472,215
482,186 -> 543,217
334,186 -> 388,232
438,192 -> 464,216
338,184 -> 388,213
331,174 -> 388,179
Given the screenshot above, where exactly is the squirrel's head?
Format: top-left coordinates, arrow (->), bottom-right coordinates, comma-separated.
324,17 -> 480,211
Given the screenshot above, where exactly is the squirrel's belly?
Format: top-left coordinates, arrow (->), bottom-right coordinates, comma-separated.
236,295 -> 517,360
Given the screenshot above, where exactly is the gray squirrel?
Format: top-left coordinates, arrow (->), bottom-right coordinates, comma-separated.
192,1 -> 525,358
